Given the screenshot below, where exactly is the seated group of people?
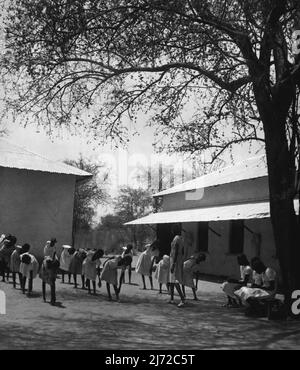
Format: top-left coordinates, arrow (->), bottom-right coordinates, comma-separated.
221,254 -> 277,315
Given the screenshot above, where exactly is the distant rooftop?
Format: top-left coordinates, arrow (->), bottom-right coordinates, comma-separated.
153,155 -> 267,197
0,138 -> 92,179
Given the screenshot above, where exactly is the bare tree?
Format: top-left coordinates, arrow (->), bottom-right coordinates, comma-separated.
1,0 -> 300,302
114,186 -> 154,248
65,156 -> 109,243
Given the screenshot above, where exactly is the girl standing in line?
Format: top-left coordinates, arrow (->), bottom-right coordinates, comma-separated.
120,244 -> 134,284
59,245 -> 74,284
39,256 -> 60,305
19,250 -> 39,295
82,249 -> 104,295
135,243 -> 158,290
10,243 -> 30,288
69,248 -> 87,289
154,255 -> 170,294
100,255 -> 132,301
182,253 -> 206,301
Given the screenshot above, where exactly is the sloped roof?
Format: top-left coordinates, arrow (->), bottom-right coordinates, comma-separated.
153,155 -> 267,197
125,199 -> 299,225
0,138 -> 91,179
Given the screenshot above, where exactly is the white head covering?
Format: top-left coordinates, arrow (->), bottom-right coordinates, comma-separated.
62,245 -> 72,249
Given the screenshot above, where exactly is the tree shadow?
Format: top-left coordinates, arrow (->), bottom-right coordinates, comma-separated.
26,292 -> 42,298
1,285 -> 300,350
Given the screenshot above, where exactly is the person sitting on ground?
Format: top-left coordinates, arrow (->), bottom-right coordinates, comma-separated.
100,255 -> 132,301
135,242 -> 159,290
154,254 -> 170,294
82,249 -> 104,295
120,244 -> 134,284
234,258 -> 277,308
221,254 -> 253,308
39,255 -> 60,305
69,248 -> 87,289
182,253 -> 206,301
59,245 -> 74,284
19,249 -> 39,296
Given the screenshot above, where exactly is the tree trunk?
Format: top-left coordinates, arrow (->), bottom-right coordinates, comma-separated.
254,81 -> 300,305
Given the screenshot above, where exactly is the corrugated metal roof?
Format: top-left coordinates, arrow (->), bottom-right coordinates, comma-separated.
125,200 -> 299,225
153,155 -> 267,197
0,138 -> 91,178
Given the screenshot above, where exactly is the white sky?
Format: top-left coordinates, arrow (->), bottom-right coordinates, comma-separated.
0,8 -> 265,220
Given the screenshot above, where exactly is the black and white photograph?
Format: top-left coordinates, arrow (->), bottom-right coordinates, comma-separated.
1,0 -> 300,354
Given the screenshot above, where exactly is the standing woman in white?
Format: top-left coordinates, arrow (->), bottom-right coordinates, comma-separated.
169,225 -> 185,308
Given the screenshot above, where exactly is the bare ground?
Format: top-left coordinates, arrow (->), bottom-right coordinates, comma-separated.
1,271 -> 300,350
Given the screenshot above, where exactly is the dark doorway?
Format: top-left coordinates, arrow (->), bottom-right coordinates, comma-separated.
156,223 -> 181,257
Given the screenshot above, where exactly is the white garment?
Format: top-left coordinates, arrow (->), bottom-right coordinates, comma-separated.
155,255 -> 170,285
44,242 -> 56,258
235,267 -> 277,304
60,248 -> 72,272
261,267 -> 277,288
82,251 -> 98,281
19,253 -> 39,278
240,265 -> 253,281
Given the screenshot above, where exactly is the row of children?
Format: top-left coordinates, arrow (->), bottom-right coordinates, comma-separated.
0,234 -> 133,304
221,254 -> 278,316
134,227 -> 207,308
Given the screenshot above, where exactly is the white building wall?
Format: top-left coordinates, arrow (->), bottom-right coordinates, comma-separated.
181,218 -> 280,280
0,167 -> 76,259
162,177 -> 269,211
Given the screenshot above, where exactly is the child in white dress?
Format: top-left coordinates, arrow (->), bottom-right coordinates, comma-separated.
101,255 -> 132,301
182,253 -> 206,300
82,249 -> 104,294
154,255 -> 170,294
59,245 -> 74,284
19,251 -> 39,295
136,244 -> 159,290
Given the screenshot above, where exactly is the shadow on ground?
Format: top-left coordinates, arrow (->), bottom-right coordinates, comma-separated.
1,275 -> 300,350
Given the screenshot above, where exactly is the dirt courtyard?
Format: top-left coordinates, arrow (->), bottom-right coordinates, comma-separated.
1,270 -> 300,350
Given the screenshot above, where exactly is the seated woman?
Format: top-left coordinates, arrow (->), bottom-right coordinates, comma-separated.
182,253 -> 206,301
100,255 -> 132,301
234,258 -> 277,308
221,254 -> 253,307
